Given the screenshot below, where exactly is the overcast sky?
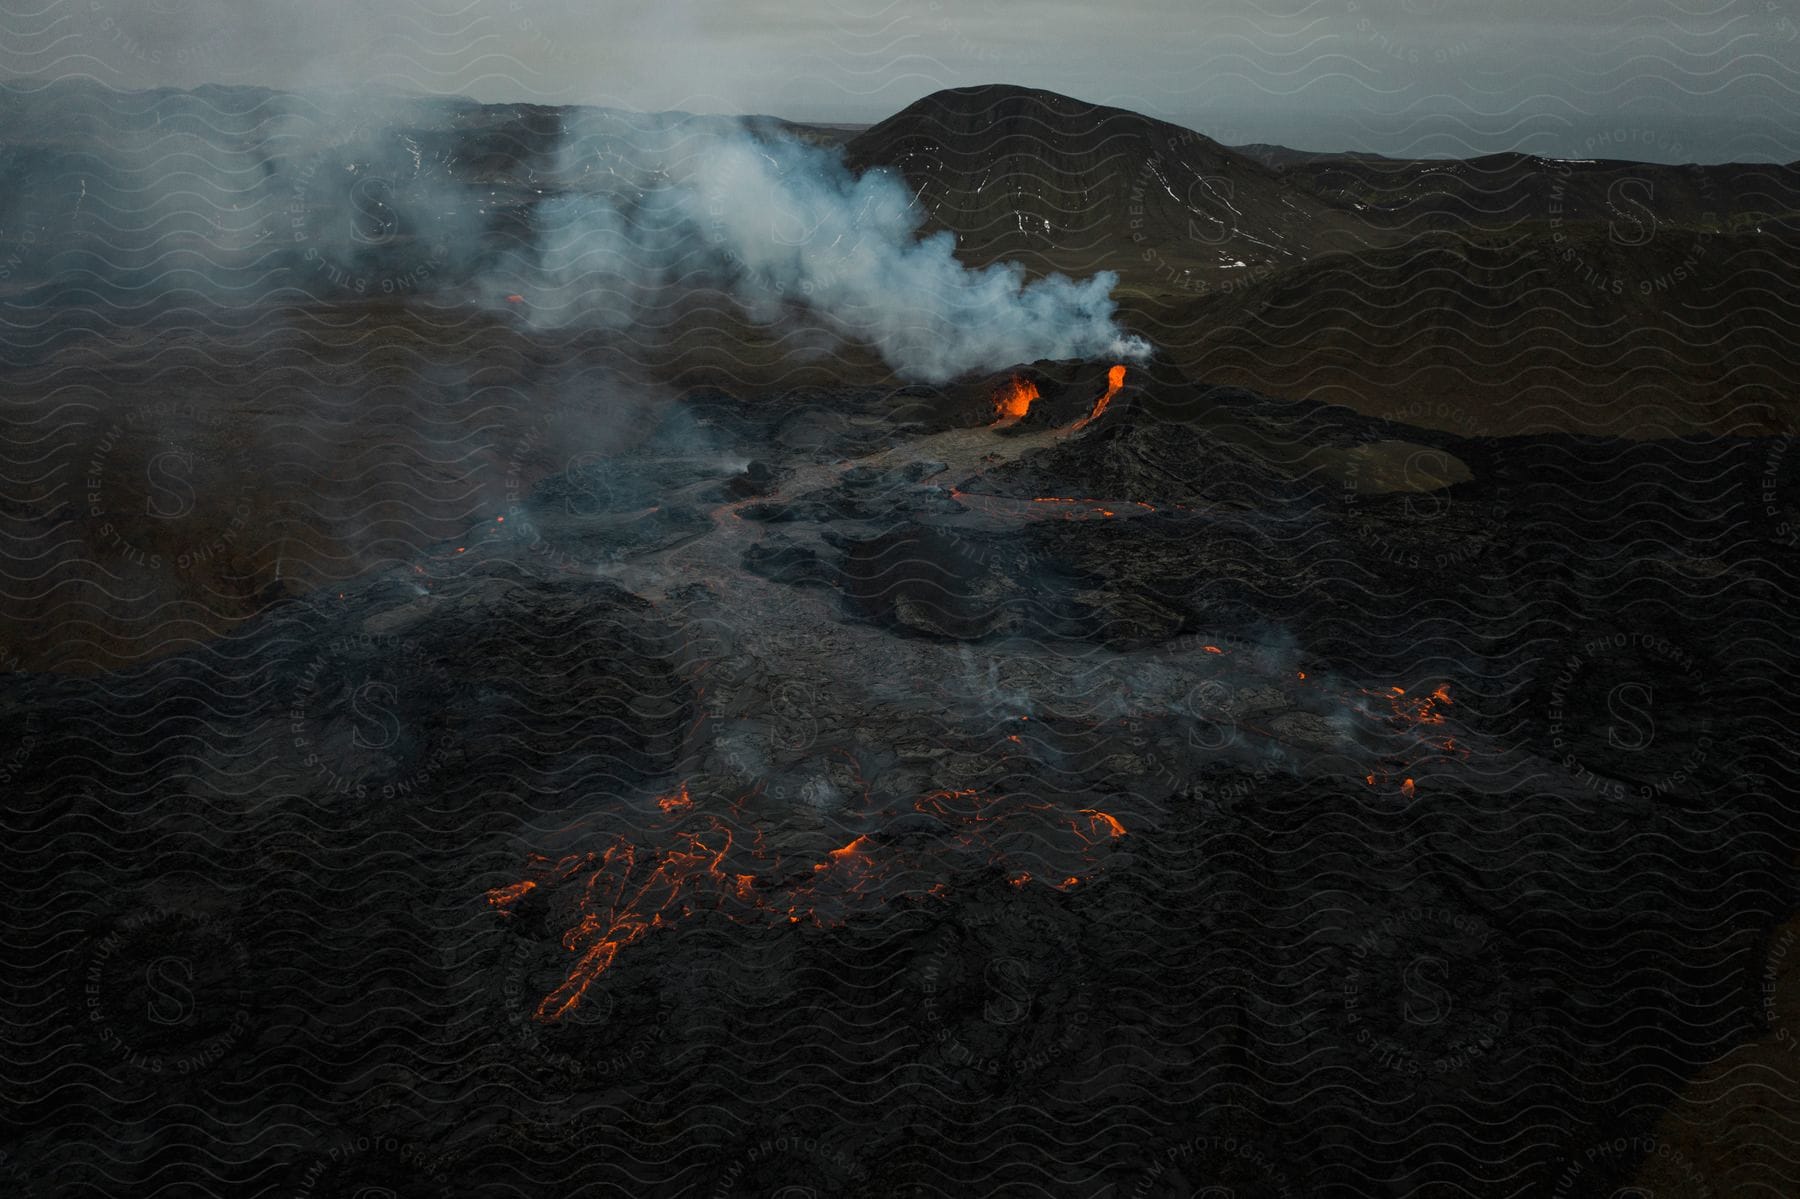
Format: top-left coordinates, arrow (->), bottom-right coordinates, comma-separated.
5,0 -> 1798,160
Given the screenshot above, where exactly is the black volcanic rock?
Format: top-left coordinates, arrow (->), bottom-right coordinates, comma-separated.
5,79 -> 1800,1199
830,523 -> 1086,641
833,524 -> 1020,640
703,460 -> 782,501
742,538 -> 833,586
530,459 -> 743,515
741,462 -> 966,524
2,371 -> 1793,1199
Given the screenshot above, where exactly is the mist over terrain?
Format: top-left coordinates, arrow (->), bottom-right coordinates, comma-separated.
12,0 -> 1800,160
0,84 -> 1147,381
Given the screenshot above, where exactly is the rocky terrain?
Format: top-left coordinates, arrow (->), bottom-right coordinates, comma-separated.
847,85 -> 1800,438
2,81 -> 1798,1196
4,352 -> 1797,1194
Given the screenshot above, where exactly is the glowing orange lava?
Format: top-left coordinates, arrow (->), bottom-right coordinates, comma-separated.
1354,683 -> 1468,794
1073,364 -> 1127,428
993,374 -> 1040,421
489,784 -> 1129,1021
1078,809 -> 1128,840
1362,682 -> 1455,730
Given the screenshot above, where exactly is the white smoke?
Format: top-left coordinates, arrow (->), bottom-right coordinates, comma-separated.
510,113 -> 1151,381
6,88 -> 1150,382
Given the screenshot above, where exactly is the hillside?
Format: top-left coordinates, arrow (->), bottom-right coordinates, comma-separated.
844,83 -> 1378,295
1136,227 -> 1800,437
840,85 -> 1800,434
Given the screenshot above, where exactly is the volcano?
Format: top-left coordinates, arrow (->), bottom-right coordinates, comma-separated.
1,79 -> 1797,1199
843,83 -> 1362,291
844,84 -> 1800,439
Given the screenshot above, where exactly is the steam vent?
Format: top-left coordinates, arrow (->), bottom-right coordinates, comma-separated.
4,52 -> 1799,1199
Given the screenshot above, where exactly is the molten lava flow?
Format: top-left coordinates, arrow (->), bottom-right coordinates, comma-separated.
1073,364 -> 1127,428
1359,682 -> 1454,729
1353,682 -> 1469,795
489,818 -> 753,1021
489,783 -> 1129,1021
487,879 -> 537,906
1076,809 -> 1127,840
1027,496 -> 1154,521
1366,683 -> 1458,741
992,374 -> 1040,421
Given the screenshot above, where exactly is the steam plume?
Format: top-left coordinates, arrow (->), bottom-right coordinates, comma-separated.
3,87 -> 1151,382
511,112 -> 1152,380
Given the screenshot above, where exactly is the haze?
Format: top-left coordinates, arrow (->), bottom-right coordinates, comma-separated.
4,0 -> 1797,160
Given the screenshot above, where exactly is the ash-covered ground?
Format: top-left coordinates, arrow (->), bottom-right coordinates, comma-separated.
3,352 -> 1794,1196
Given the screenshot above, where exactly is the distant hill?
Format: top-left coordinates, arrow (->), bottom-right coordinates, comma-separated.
838,84 -> 1800,435
843,83 -> 1378,295
5,79 -> 1799,435
1274,150 -> 1799,236
841,84 -> 1798,284
1229,143 -> 1402,169
1136,227 -> 1799,437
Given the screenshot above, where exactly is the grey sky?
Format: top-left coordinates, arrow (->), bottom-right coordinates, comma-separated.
5,0 -> 1797,160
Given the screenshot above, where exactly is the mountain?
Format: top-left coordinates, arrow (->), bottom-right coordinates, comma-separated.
3,79 -> 1797,443
1274,149 -> 1800,236
843,83 -> 1377,295
841,84 -> 1800,434
3,81 -> 1797,1199
1136,226 -> 1800,437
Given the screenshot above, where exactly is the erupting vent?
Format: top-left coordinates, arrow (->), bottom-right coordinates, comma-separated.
993,374 -> 1040,421
1093,364 -> 1127,420
1074,364 -> 1128,428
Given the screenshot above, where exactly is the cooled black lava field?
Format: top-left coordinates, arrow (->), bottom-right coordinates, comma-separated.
3,76 -> 1799,1199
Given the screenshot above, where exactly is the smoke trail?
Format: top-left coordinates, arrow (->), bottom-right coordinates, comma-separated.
1,86 -> 1150,381
512,112 -> 1151,381
675,130 -> 1150,381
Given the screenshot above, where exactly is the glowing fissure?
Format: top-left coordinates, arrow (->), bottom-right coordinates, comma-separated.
993,374 -> 1040,421
491,672 -> 1468,1021
1357,682 -> 1467,794
1072,364 -> 1128,428
489,785 -> 1127,1021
